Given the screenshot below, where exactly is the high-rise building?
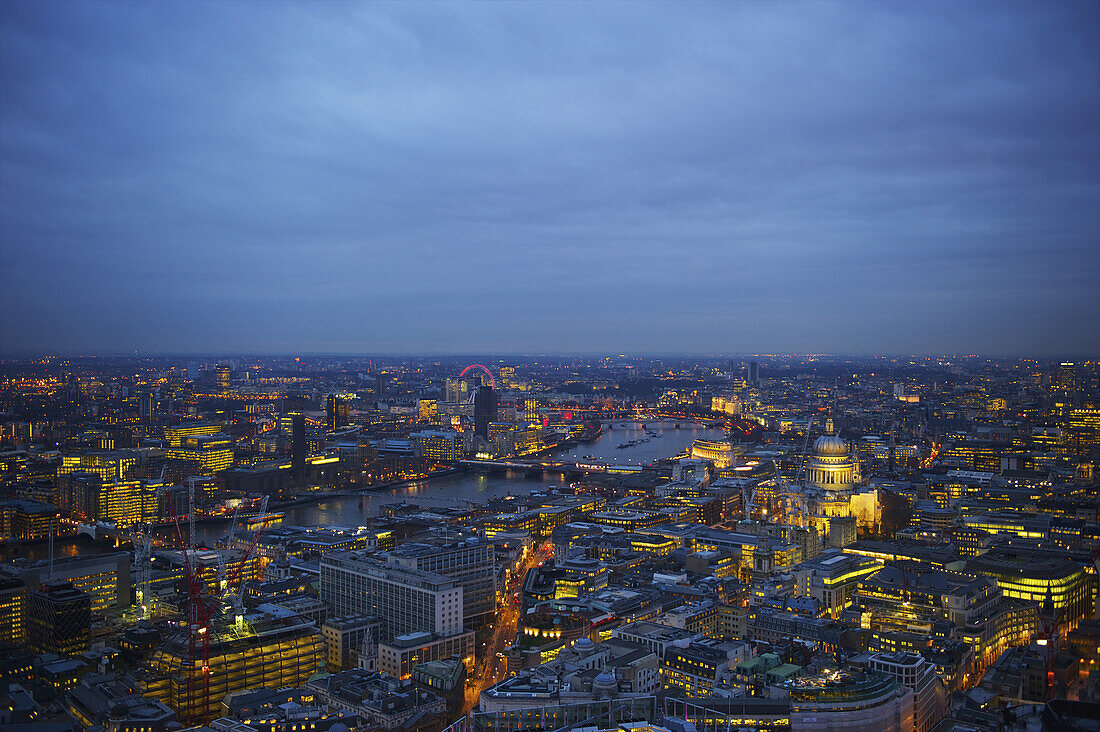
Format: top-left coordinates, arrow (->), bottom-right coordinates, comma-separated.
56,474 -> 157,528
418,399 -> 438,421
291,413 -> 306,484
473,385 -> 498,439
59,451 -> 137,481
326,395 -> 348,431
0,499 -> 58,541
1057,361 -> 1077,393
27,580 -> 91,656
386,536 -> 496,626
524,398 -> 540,425
747,361 -> 760,386
215,365 -> 231,392
139,392 -> 157,421
319,552 -> 463,640
0,576 -> 26,648
164,421 -> 220,448
445,378 -> 470,404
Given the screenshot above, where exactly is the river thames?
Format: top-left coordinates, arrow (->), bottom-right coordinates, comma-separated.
3,421 -> 725,556
189,421 -> 724,543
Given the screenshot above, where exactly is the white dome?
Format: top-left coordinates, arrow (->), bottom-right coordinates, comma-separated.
813,436 -> 849,456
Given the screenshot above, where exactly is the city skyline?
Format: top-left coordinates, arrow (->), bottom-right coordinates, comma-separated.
2,1 -> 1098,356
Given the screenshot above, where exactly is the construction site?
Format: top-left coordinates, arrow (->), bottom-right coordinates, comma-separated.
127,485 -> 326,725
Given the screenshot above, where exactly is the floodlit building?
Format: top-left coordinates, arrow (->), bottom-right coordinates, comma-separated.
967,548 -> 1092,626
166,433 -> 235,473
137,615 -> 324,724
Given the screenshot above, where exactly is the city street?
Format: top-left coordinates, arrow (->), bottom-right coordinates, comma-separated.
463,546 -> 549,712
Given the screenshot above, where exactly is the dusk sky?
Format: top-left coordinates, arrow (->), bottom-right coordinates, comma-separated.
1,1 -> 1098,357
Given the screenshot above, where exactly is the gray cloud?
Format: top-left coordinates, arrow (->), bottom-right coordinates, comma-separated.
1,0 -> 1098,356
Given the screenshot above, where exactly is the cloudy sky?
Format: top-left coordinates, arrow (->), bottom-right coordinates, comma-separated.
1,1 -> 1097,356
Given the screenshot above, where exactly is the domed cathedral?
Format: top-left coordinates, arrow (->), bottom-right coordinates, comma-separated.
805,435 -> 860,489
801,434 -> 881,543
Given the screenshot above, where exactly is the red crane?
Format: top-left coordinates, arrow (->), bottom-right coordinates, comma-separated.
223,495 -> 269,622
167,494 -> 215,725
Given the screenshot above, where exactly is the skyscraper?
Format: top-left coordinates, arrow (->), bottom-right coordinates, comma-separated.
326,395 -> 347,431
747,361 -> 760,386
473,385 -> 498,439
524,398 -> 540,426
215,365 -> 231,392
291,413 -> 306,484
445,378 -> 470,404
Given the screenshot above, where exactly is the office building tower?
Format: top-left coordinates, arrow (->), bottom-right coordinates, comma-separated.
418,399 -> 438,421
215,365 -> 231,392
524,398 -> 540,425
4,552 -> 131,613
319,552 -> 463,640
375,372 -> 388,398
165,434 -> 234,474
326,395 -> 348,431
747,361 -> 760,385
27,580 -> 91,656
59,451 -> 137,481
473,385 -> 498,439
1057,361 -> 1077,392
139,392 -> 157,421
386,536 -> 496,625
0,576 -> 26,648
445,378 -> 470,404
0,499 -> 58,541
291,413 -> 306,484
56,474 -> 157,528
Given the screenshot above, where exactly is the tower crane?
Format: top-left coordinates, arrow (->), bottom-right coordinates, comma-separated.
166,493 -> 215,726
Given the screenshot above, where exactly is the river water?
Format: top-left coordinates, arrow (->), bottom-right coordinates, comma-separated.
6,421 -> 726,554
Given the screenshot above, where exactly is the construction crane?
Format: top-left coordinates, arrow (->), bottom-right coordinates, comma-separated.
138,483 -> 166,619
166,492 -> 216,726
745,416 -> 814,525
795,415 -> 815,484
223,495 -> 269,625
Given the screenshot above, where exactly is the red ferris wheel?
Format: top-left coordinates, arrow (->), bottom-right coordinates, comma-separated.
459,363 -> 496,389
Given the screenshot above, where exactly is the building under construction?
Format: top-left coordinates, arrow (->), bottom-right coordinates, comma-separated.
132,614 -> 324,724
